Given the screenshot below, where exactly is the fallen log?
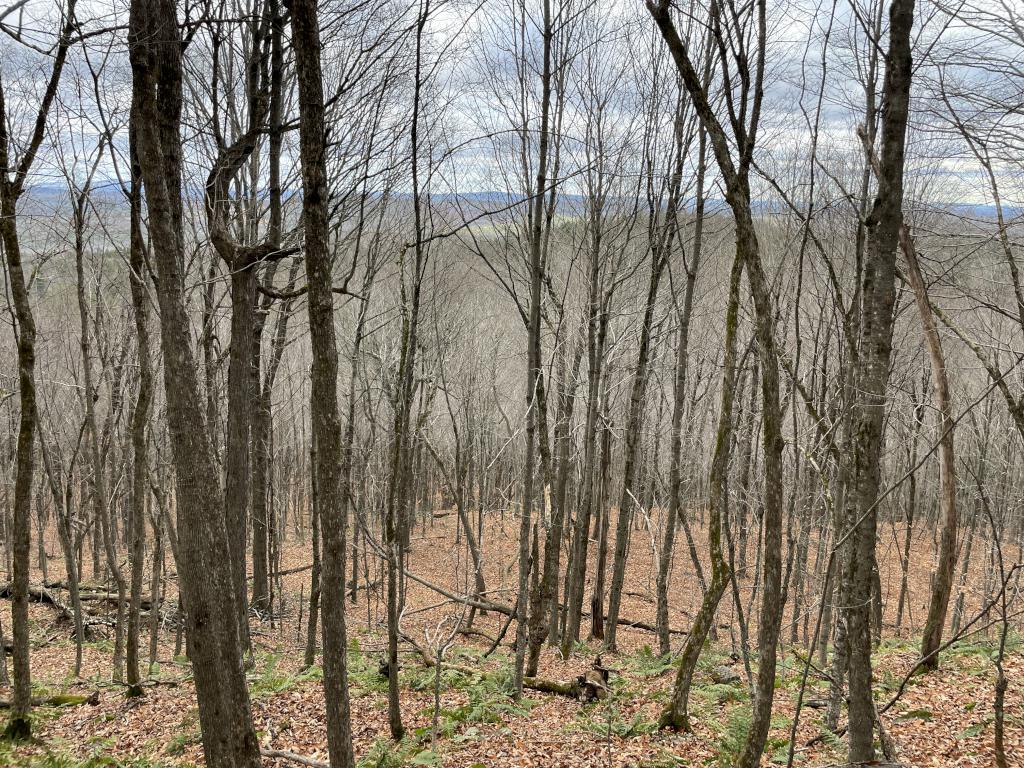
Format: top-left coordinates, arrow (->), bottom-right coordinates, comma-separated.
0,583 -> 74,621
523,676 -> 580,697
0,691 -> 99,709
525,657 -> 610,702
402,570 -> 687,636
0,583 -> 117,632
44,580 -> 107,592
51,589 -> 157,611
458,627 -> 497,645
614,617 -> 687,635
262,749 -> 329,768
398,633 -> 479,677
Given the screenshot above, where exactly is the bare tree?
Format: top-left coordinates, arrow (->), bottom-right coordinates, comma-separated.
128,0 -> 261,763
0,0 -> 77,737
838,0 -> 916,759
290,0 -> 356,762
648,8 -> 787,765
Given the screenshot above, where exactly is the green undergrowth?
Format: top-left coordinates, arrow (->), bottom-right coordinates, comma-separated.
247,651 -> 322,698
572,701 -> 658,740
710,706 -> 752,767
358,737 -> 443,768
702,706 -> 794,766
944,630 -> 1021,670
0,737 -> 184,768
164,709 -> 200,757
620,644 -> 676,679
434,670 -> 536,729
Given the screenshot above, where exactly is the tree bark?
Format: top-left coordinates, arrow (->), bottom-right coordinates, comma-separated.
657,127 -> 707,656
842,0 -> 915,759
902,225 -> 958,671
0,0 -> 77,734
128,1 -> 261,763
125,110 -> 152,694
290,0 -> 356,761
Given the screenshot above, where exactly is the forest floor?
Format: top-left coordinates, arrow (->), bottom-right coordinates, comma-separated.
1,511 -> 1021,767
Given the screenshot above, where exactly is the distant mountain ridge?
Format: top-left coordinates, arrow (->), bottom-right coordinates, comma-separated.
21,183 -> 1021,221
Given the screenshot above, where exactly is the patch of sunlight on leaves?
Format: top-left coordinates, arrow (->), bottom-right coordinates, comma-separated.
451,726 -> 480,744
408,750 -> 440,766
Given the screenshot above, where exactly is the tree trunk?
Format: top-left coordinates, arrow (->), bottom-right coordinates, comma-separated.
0,0 -> 77,733
903,226 -> 958,670
126,114 -> 152,692
657,129 -> 707,656
604,227 -> 670,651
514,0 -> 553,696
128,2 -> 261,763
290,0 -> 356,760
659,253 -> 743,731
0,196 -> 38,738
223,266 -> 256,653
842,1 -> 915,759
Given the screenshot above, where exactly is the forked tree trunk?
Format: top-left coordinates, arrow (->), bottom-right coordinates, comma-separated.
514,0 -> 553,697
842,0 -> 915,759
128,1 -> 261,763
903,226 -> 958,670
658,252 -> 742,732
659,132 -> 708,655
648,10 -> 787,763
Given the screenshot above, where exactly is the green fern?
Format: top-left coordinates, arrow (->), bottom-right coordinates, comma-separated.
713,707 -> 752,768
